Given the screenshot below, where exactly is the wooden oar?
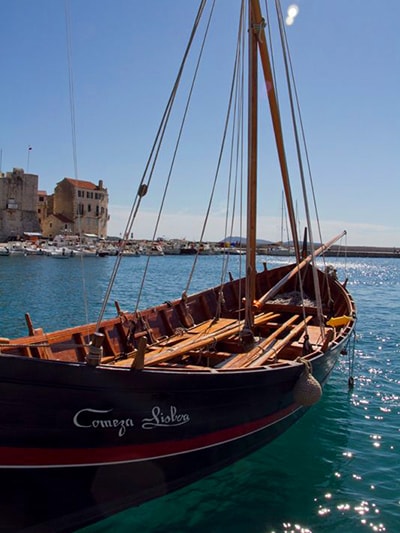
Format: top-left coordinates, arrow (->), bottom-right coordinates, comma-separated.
143,311 -> 279,366
247,315 -> 313,367
221,314 -> 300,369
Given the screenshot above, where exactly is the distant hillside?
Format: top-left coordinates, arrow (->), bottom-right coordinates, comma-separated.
221,236 -> 274,246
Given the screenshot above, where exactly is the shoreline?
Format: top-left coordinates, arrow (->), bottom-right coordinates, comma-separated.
1,240 -> 399,258
258,245 -> 400,258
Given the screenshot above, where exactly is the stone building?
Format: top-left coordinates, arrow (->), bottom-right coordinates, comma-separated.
41,213 -> 74,239
42,178 -> 109,239
0,168 -> 41,241
37,190 -> 49,228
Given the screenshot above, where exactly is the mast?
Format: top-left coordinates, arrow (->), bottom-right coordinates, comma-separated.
250,0 -> 301,264
244,1 -> 258,332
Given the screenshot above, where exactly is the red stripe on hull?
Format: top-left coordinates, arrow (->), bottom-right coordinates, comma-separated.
0,404 -> 298,467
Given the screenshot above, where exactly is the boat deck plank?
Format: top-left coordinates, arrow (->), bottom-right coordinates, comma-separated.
110,312 -> 280,368
220,314 -> 301,369
143,312 -> 280,366
248,315 -> 313,367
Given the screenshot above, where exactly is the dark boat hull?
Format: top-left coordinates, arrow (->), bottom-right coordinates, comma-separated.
0,337 -> 346,532
0,261 -> 356,531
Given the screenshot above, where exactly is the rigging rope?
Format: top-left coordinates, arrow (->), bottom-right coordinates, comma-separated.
185,1 -> 245,304
138,0 -> 217,310
275,0 -> 324,330
216,0 -> 246,321
275,0 -> 349,313
95,0 -> 208,329
64,0 -> 89,326
184,0 -> 246,297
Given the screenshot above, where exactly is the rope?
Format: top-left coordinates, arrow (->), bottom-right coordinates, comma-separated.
347,329 -> 356,388
95,1 -> 208,328
137,0 -> 216,311
296,356 -> 312,373
184,0 -> 245,297
274,0 -> 328,336
215,0 -> 246,320
253,18 -> 266,43
64,0 -> 90,328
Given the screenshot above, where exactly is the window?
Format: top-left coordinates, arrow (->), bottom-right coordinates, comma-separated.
7,199 -> 18,209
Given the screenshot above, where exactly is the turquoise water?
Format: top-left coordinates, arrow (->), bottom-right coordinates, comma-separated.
1,254 -> 399,532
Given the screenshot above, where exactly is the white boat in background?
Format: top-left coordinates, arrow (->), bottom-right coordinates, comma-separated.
120,249 -> 141,257
7,242 -> 27,255
24,245 -> 45,256
72,246 -> 98,257
48,247 -> 74,258
143,243 -> 164,256
163,239 -> 183,255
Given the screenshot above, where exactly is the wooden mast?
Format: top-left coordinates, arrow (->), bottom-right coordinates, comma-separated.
250,0 -> 301,264
244,1 -> 258,332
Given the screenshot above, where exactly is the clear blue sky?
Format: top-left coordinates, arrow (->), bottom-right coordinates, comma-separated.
1,1 -> 399,247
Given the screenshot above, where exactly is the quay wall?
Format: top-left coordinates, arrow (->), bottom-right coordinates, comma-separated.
256,245 -> 400,258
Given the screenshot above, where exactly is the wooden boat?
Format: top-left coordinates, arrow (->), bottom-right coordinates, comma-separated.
0,1 -> 356,531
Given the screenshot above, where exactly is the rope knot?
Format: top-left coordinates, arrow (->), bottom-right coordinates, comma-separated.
252,18 -> 266,42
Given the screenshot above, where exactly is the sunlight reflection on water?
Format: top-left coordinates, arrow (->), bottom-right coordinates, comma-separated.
1,255 -> 399,532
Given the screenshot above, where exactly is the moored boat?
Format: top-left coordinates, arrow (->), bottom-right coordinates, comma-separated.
0,1 -> 356,531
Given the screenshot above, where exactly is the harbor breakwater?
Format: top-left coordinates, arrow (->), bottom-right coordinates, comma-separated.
321,245 -> 400,258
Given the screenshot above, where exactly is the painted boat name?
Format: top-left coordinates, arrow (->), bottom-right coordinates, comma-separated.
73,406 -> 190,437
142,406 -> 190,429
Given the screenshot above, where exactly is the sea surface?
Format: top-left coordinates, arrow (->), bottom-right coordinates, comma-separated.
0,253 -> 399,533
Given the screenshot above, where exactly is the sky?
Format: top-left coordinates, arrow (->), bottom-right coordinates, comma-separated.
1,0 -> 399,247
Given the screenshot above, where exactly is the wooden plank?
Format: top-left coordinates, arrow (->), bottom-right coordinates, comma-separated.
294,325 -> 324,346
73,332 -> 89,362
32,328 -> 52,359
292,325 -> 334,352
98,328 -> 119,359
144,312 -> 279,367
144,317 -> 238,351
248,315 -> 313,367
110,318 -> 236,367
263,303 -> 318,315
221,314 -> 300,369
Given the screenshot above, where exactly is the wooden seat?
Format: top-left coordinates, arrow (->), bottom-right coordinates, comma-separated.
291,325 -> 333,350
109,312 -> 281,369
247,315 -> 313,367
221,314 -> 300,369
